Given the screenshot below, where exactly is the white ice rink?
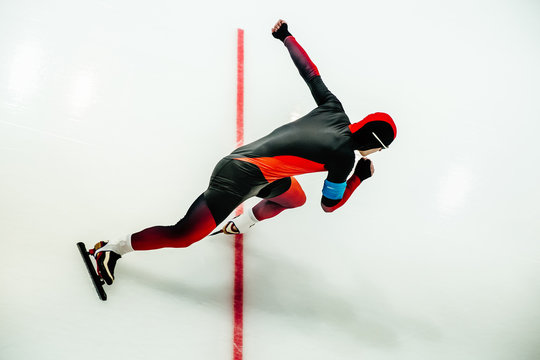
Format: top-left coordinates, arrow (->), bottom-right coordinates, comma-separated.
1,0 -> 539,359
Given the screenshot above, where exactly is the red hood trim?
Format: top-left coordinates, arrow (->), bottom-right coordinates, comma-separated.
348,112 -> 397,140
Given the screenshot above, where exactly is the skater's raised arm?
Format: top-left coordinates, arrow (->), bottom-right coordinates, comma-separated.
321,158 -> 374,212
272,20 -> 341,108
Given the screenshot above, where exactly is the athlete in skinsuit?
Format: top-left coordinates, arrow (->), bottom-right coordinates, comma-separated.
91,20 -> 397,285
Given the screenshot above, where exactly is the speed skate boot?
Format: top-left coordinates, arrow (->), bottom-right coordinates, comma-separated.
89,241 -> 121,285
211,208 -> 259,236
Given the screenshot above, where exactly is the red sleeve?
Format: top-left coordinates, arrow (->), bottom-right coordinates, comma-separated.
283,36 -> 320,81
321,174 -> 362,212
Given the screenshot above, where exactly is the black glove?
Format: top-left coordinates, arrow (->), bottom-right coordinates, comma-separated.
272,22 -> 292,42
354,158 -> 373,181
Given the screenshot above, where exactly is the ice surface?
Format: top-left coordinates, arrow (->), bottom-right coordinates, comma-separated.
1,1 -> 540,359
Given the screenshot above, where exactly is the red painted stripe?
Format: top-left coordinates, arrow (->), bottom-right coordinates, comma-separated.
233,28 -> 244,360
236,29 -> 244,150
233,233 -> 243,359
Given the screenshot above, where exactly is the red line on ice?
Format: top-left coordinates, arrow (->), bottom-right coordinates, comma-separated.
233,28 -> 244,360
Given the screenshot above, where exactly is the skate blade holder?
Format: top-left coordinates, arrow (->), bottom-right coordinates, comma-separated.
76,242 -> 108,301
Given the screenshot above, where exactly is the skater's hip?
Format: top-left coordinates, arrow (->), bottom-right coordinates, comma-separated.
208,157 -> 268,199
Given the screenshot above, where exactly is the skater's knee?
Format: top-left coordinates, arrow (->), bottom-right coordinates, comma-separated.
289,178 -> 306,207
167,217 -> 214,248
290,190 -> 306,208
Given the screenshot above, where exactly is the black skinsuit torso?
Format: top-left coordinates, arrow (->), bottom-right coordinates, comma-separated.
230,76 -> 355,184
205,36 -> 356,221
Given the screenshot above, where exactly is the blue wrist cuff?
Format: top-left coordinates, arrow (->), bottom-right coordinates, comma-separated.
322,180 -> 347,200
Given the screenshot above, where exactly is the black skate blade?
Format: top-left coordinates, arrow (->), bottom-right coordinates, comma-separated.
76,242 -> 107,301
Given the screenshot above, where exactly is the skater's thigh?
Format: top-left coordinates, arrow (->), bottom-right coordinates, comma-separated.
256,177 -> 292,199
257,177 -> 306,207
205,157 -> 266,223
203,188 -> 245,225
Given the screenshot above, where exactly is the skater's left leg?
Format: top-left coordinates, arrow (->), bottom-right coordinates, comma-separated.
94,191 -> 241,284
131,191 -> 240,251
94,157 -> 258,284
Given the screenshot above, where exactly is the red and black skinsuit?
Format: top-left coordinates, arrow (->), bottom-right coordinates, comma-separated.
130,35 -> 394,251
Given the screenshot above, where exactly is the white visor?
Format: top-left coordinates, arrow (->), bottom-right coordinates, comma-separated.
372,132 -> 388,149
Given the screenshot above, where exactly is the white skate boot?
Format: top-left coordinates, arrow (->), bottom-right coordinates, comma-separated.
211,208 -> 259,235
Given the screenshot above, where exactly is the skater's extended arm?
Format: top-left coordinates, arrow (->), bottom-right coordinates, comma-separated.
321,158 -> 373,212
272,20 -> 341,108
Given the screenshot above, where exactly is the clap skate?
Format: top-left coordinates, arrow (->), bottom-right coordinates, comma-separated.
76,241 -> 108,301
76,241 -> 122,301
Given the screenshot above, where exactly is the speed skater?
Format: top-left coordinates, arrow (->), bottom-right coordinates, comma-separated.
91,19 -> 397,285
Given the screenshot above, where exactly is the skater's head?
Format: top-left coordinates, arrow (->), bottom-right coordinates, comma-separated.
349,112 -> 397,155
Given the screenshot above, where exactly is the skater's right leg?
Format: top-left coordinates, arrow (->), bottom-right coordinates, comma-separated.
252,177 -> 306,221
218,177 -> 306,234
